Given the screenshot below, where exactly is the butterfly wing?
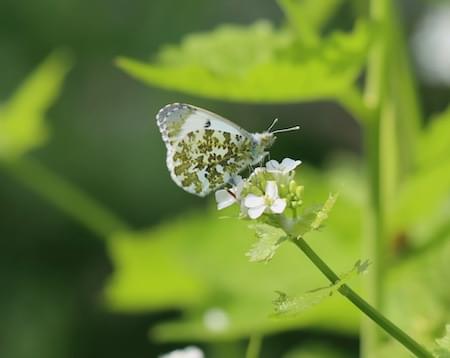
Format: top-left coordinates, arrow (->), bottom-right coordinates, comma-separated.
156,103 -> 254,196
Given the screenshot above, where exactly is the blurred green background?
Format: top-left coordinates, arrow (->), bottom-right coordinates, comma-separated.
0,0 -> 449,357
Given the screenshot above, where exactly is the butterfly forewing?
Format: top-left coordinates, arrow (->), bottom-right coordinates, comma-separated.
156,103 -> 255,196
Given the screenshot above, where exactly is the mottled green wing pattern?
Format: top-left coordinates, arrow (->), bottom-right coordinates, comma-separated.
169,129 -> 253,196
156,103 -> 255,196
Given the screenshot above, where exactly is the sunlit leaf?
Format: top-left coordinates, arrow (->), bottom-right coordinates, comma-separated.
104,166 -> 362,342
277,0 -> 344,45
105,227 -> 208,310
273,259 -> 369,317
103,159 -> 448,344
117,20 -> 371,103
0,51 -> 72,161
310,193 -> 338,230
389,107 -> 450,240
385,237 -> 450,353
391,160 -> 450,233
288,192 -> 338,237
246,224 -> 287,263
418,106 -> 450,170
434,324 -> 450,358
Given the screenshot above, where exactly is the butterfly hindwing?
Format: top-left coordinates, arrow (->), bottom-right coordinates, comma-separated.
156,103 -> 255,196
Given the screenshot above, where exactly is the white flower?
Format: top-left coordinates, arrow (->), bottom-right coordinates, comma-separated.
159,346 -> 204,358
215,176 -> 245,210
203,307 -> 230,332
244,181 -> 286,219
413,5 -> 450,85
266,158 -> 301,174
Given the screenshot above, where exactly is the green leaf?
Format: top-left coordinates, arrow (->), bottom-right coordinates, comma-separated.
434,324 -> 450,358
310,193 -> 338,230
117,20 -> 371,103
288,192 -> 338,237
273,259 -> 369,317
385,237 -> 450,354
0,51 -> 72,161
103,165 -> 362,342
418,106 -> 450,171
391,160 -> 450,234
390,107 -> 450,240
277,0 -> 344,45
246,224 -> 287,263
105,228 -> 208,311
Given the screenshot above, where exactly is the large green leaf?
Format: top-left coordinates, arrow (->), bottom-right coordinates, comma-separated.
104,166 -> 363,342
117,20 -> 371,103
383,236 -> 450,356
277,0 -> 344,46
418,106 -> 450,171
103,160 -> 449,347
390,107 -> 450,241
391,161 -> 450,235
0,51 -> 72,161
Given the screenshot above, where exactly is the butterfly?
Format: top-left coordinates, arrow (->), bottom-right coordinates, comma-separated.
156,103 -> 299,197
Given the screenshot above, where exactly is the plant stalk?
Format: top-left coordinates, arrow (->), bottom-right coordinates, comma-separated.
246,334 -> 263,358
1,157 -> 129,237
292,237 -> 433,358
362,0 -> 391,354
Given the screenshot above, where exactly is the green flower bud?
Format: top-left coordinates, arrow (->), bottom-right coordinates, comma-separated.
289,180 -> 297,194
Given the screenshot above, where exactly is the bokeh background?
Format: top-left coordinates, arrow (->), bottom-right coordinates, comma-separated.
0,0 -> 449,357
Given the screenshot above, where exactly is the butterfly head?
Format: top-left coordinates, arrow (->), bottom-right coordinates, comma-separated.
253,131 -> 276,149
256,118 -> 300,147
250,131 -> 276,165
251,119 -> 300,164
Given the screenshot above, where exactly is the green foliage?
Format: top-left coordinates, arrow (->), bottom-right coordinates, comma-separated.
103,159 -> 449,345
273,259 -> 369,317
283,342 -> 350,358
246,224 -> 287,263
434,324 -> 450,358
278,0 -> 344,45
0,51 -> 72,161
0,0 -> 446,354
390,106 -> 450,243
287,192 -> 338,237
104,166 -> 363,342
310,193 -> 338,230
418,106 -> 450,170
116,20 -> 371,103
383,236 -> 450,357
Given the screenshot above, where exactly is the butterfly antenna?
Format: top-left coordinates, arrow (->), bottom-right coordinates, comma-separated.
271,125 -> 300,134
267,118 -> 279,132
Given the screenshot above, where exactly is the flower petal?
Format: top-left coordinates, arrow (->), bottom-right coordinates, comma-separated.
270,198 -> 286,214
244,194 -> 265,208
231,175 -> 245,197
265,160 -> 280,171
280,158 -> 302,172
248,205 -> 266,219
265,181 -> 278,199
215,189 -> 236,210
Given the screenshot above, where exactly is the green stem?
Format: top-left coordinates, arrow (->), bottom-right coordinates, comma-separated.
336,87 -> 376,124
292,237 -> 433,358
361,0 -> 391,354
245,334 -> 263,358
1,157 -> 130,237
362,117 -> 384,356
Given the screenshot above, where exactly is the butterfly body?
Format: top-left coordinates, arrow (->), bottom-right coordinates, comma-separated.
156,103 -> 275,197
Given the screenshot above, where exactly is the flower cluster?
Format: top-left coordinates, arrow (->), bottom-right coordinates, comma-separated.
215,158 -> 302,220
